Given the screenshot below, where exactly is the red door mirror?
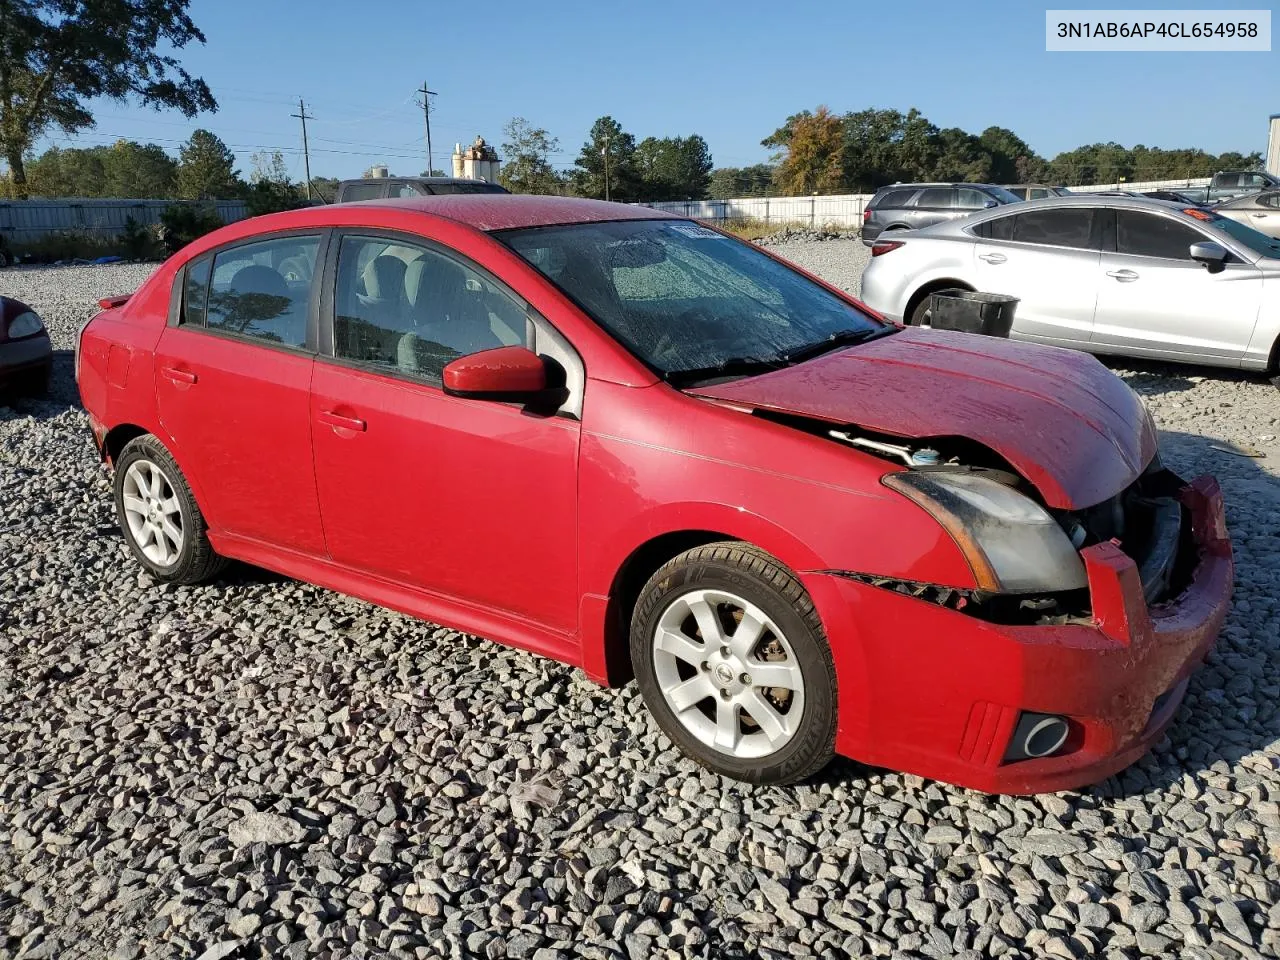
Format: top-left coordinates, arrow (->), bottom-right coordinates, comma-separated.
442,346 -> 549,400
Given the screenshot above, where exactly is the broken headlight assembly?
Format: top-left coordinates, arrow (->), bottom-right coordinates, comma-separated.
883,470 -> 1087,594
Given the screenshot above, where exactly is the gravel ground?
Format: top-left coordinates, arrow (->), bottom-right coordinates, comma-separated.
2,257 -> 1278,960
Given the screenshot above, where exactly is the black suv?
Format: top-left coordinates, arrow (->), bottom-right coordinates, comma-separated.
861,183 -> 1022,246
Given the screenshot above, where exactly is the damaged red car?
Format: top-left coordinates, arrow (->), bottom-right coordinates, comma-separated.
75,197 -> 1233,792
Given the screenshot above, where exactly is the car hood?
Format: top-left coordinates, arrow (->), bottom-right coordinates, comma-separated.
688,328 -> 1157,510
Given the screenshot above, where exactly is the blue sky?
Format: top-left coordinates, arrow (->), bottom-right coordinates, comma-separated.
45,0 -> 1279,181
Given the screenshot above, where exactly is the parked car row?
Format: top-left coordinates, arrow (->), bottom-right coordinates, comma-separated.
859,194 -> 1280,375
74,194 -> 1235,793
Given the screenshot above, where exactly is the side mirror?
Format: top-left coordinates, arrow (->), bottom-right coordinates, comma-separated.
443,346 -> 549,401
984,199 -> 999,208
1189,241 -> 1228,273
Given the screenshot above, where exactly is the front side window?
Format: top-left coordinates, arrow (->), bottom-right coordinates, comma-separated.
1011,208 -> 1093,248
498,219 -> 882,381
204,235 -> 319,348
955,188 -> 993,210
915,188 -> 954,209
1115,212 -> 1204,260
332,234 -> 529,379
396,183 -> 422,198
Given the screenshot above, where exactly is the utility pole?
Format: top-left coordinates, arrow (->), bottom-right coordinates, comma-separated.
416,81 -> 437,174
291,98 -> 313,201
602,130 -> 611,201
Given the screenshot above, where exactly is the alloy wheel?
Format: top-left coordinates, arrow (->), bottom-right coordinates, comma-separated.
652,588 -> 806,760
121,459 -> 185,566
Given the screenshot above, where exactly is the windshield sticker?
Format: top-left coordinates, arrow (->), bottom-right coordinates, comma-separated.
668,223 -> 725,240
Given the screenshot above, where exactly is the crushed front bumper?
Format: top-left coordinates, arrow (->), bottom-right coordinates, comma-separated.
803,475 -> 1232,794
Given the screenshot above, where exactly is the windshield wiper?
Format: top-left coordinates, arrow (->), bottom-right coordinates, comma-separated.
664,355 -> 786,387
782,325 -> 899,365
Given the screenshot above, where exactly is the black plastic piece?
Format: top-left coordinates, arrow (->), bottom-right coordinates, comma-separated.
926,291 -> 1018,338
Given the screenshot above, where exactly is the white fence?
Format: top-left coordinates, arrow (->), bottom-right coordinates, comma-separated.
0,198 -> 248,246
641,177 -> 1215,229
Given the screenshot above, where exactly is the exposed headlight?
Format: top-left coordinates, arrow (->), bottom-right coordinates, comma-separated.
883,471 -> 1087,594
6,311 -> 44,339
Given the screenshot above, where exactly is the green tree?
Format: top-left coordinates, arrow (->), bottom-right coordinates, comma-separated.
499,116 -> 561,195
572,116 -> 639,201
244,149 -> 303,215
101,139 -> 177,197
633,134 -> 713,201
24,144 -> 107,196
708,164 -> 775,199
0,0 -> 215,196
177,128 -> 239,199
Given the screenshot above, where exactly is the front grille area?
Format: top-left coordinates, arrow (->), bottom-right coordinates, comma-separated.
1056,463 -> 1193,606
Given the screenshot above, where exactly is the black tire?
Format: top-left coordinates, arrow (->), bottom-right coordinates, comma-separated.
113,435 -> 228,584
908,286 -> 968,327
630,542 -> 837,785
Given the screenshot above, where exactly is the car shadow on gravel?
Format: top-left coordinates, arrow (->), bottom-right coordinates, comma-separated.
0,349 -> 79,415
1102,355 -> 1276,396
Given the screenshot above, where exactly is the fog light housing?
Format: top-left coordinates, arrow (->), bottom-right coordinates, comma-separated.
1004,712 -> 1071,762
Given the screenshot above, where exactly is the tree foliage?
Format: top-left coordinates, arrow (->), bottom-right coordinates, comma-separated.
499,117 -> 563,195
177,128 -> 238,200
633,134 -> 712,200
708,164 -> 775,199
0,0 -> 216,195
572,116 -> 640,201
772,106 -> 845,195
762,105 -> 1265,196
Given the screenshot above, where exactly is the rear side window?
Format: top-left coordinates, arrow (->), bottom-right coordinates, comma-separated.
1012,208 -> 1093,248
1115,212 -> 1204,260
206,235 -> 320,348
871,188 -> 918,209
395,183 -> 423,198
181,256 -> 212,327
977,216 -> 1016,240
1259,191 -> 1280,209
914,188 -> 954,209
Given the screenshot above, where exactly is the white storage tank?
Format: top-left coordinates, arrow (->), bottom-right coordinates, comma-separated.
452,136 -> 501,183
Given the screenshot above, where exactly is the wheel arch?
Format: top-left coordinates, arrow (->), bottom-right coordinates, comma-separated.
100,423 -> 218,533
103,423 -> 150,465
904,278 -> 975,325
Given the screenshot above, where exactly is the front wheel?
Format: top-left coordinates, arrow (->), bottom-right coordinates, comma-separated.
631,543 -> 837,784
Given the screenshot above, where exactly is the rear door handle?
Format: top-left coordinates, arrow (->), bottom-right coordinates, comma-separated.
1106,269 -> 1139,282
160,366 -> 197,385
319,410 -> 367,433
978,252 -> 1007,264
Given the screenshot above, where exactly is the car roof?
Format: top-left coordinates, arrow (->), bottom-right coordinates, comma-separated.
877,182 -> 1002,190
211,196 -> 674,241
337,176 -> 491,185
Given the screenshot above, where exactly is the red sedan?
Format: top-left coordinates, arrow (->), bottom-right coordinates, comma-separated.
75,196 -> 1233,792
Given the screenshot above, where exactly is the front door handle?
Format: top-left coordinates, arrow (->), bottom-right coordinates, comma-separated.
319,410 -> 367,433
1250,212 -> 1267,219
160,366 -> 198,385
978,252 -> 1007,264
1106,269 -> 1139,282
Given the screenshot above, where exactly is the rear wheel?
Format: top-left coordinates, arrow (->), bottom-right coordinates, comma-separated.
114,435 -> 228,584
631,542 -> 837,784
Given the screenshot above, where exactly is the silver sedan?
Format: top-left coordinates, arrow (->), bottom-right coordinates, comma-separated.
1214,189 -> 1280,240
859,195 -> 1280,373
